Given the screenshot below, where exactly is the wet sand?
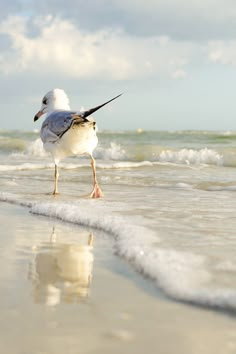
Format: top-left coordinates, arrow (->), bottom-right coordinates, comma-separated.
1,202 -> 236,354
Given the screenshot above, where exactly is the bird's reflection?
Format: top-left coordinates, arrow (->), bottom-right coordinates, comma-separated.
28,228 -> 94,306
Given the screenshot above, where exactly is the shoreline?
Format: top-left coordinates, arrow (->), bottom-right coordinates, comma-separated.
1,201 -> 236,353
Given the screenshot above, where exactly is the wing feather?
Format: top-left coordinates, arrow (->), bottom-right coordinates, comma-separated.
40,111 -> 86,143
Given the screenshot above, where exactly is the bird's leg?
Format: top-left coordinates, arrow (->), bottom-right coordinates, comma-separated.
53,164 -> 59,195
89,156 -> 103,198
88,233 -> 93,246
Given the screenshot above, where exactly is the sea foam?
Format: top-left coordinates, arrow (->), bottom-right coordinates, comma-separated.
1,191 -> 236,312
94,142 -> 126,160
0,163 -> 53,172
26,138 -> 48,157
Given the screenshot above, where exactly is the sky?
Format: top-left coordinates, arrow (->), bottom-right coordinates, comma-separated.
1,0 -> 236,131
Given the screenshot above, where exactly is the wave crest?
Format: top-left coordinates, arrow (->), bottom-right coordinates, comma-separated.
94,142 -> 126,160
26,138 -> 48,157
159,148 -> 223,165
7,137 -> 226,168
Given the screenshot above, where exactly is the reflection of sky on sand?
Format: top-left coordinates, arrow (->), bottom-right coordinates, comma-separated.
28,228 -> 94,306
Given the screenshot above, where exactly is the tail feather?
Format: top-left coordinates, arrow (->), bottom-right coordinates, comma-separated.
81,93 -> 122,119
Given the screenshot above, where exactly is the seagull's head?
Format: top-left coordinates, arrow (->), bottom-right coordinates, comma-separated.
34,88 -> 71,122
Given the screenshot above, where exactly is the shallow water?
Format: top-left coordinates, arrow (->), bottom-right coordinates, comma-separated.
1,129 -> 236,313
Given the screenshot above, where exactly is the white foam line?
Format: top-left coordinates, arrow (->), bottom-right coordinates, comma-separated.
0,163 -> 53,172
0,192 -> 33,208
0,163 -> 88,172
30,201 -> 157,246
97,161 -> 153,169
27,203 -> 236,312
0,161 -> 154,172
1,192 -> 236,312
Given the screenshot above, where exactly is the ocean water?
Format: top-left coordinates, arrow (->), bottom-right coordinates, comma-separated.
1,129 -> 236,313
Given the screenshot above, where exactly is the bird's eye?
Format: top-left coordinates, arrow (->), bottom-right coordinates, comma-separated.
42,98 -> 47,105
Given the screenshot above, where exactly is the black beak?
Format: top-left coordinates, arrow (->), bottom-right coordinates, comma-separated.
81,94 -> 122,119
33,110 -> 44,122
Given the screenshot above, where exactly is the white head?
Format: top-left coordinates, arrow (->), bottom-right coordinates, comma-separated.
34,88 -> 71,121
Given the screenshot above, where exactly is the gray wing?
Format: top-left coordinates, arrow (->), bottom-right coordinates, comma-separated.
40,110 -> 83,143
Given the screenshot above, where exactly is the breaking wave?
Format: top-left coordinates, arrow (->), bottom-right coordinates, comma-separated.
1,133 -> 234,167
94,142 -> 126,160
158,148 -> 223,166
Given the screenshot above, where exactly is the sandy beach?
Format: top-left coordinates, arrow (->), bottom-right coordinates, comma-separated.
1,201 -> 236,354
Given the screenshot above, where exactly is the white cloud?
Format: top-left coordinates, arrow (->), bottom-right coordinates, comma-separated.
208,40 -> 236,66
0,15 -> 195,81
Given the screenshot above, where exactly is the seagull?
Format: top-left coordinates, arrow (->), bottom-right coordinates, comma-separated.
34,89 -> 122,198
